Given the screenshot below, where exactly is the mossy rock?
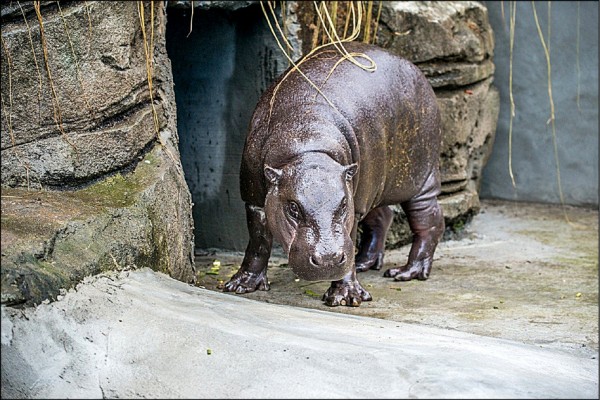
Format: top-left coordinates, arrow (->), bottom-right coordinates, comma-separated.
1,144 -> 195,307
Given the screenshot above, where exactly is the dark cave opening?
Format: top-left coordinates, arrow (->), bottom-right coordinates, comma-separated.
166,4 -> 287,251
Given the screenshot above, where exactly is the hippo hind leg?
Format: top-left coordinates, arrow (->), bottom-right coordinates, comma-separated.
355,206 -> 394,272
223,203 -> 272,293
384,171 -> 444,281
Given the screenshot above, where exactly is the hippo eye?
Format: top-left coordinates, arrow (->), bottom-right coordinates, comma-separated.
287,201 -> 302,220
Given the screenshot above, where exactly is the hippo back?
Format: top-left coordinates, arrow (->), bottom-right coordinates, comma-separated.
240,41 -> 442,216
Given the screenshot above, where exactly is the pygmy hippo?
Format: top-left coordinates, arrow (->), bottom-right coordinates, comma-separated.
224,41 -> 444,307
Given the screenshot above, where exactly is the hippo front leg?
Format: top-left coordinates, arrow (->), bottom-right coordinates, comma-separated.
384,172 -> 444,281
322,269 -> 373,307
223,204 -> 272,294
322,213 -> 372,307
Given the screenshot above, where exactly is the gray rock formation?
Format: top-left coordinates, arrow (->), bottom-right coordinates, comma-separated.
1,1 -> 195,305
2,2 -> 162,187
375,1 -> 500,246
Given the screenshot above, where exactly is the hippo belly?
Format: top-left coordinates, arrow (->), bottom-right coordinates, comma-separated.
225,42 -> 445,307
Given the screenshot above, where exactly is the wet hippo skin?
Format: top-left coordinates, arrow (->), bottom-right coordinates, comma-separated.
224,42 -> 444,307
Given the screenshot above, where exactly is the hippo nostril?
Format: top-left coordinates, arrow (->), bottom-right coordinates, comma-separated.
310,252 -> 346,267
310,255 -> 320,266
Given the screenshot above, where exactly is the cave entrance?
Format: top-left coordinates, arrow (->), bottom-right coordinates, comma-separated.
165,4 -> 287,252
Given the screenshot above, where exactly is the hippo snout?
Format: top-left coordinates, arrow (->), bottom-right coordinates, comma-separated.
309,251 -> 346,268
289,244 -> 352,282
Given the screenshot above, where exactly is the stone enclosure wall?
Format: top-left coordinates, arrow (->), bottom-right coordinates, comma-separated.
1,1 -> 195,305
373,1 -> 499,244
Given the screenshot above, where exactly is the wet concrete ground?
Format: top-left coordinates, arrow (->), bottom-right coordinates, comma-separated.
195,199 -> 599,358
1,199 -> 598,398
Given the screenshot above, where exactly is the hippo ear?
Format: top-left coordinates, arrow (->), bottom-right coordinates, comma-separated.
344,163 -> 358,182
264,165 -> 283,185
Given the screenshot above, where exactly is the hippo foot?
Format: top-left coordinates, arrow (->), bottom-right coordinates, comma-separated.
223,270 -> 270,294
355,252 -> 384,273
322,280 -> 372,307
383,260 -> 431,281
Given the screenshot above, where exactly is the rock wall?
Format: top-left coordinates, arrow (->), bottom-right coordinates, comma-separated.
1,1 -> 195,305
377,1 -> 499,245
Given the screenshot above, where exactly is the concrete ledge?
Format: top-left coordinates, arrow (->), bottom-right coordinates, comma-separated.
1,268 -> 597,398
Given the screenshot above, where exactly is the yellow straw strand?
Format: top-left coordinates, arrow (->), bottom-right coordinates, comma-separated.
18,1 -> 44,125
372,1 -> 382,45
57,1 -> 92,115
508,1 -> 516,188
187,1 -> 194,38
33,0 -> 79,156
531,1 -> 571,224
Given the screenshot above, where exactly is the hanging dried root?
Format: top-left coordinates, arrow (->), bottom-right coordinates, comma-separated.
33,0 -> 79,157
261,0 -> 379,126
371,1 -> 382,44
1,36 -> 15,147
18,0 -> 44,125
57,1 -> 93,117
531,1 -> 571,224
575,1 -> 581,112
187,1 -> 195,38
0,47 -> 35,190
137,1 -> 184,179
507,1 -> 517,188
137,0 -> 159,134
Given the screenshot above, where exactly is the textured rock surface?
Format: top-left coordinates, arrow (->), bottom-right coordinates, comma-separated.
377,1 -> 494,64
1,2 -> 160,187
374,1 -> 499,246
1,145 -> 195,307
169,1 -> 256,12
0,1 -> 195,304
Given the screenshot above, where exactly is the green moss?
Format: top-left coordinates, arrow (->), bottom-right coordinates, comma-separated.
1,150 -> 161,243
304,289 -> 321,298
144,205 -> 172,276
74,151 -> 159,209
33,257 -> 71,280
7,254 -> 73,304
452,219 -> 465,231
0,148 -> 167,305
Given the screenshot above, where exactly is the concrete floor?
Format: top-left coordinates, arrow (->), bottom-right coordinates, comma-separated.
1,200 -> 598,398
195,200 -> 599,358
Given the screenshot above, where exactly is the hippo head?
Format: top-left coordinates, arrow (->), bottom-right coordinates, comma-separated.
264,153 -> 358,281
